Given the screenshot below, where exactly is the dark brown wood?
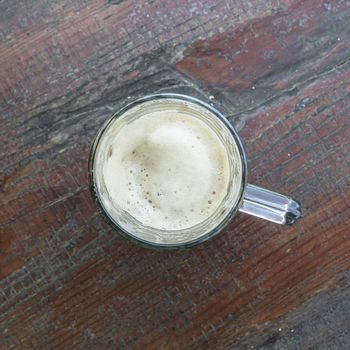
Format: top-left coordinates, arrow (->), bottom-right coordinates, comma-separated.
1,0 -> 350,349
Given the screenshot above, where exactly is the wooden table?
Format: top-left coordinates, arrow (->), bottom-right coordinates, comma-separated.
1,0 -> 350,349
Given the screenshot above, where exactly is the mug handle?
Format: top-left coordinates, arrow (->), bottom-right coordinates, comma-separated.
239,184 -> 302,225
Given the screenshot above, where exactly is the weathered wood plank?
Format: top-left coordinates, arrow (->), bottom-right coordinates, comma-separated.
1,0 -> 350,349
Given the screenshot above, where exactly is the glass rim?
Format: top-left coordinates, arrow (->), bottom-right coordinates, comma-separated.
88,93 -> 248,249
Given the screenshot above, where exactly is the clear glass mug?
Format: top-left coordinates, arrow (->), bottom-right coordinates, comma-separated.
89,94 -> 302,249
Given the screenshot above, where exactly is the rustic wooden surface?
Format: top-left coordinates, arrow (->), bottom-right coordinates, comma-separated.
1,0 -> 350,349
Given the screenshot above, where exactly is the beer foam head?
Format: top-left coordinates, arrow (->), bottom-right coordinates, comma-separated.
92,97 -> 244,245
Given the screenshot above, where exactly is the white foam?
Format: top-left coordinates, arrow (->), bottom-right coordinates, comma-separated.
97,110 -> 231,230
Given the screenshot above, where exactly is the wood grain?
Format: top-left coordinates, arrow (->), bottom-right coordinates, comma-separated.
1,0 -> 350,349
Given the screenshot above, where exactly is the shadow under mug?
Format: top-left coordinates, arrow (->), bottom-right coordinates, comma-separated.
89,93 -> 302,249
